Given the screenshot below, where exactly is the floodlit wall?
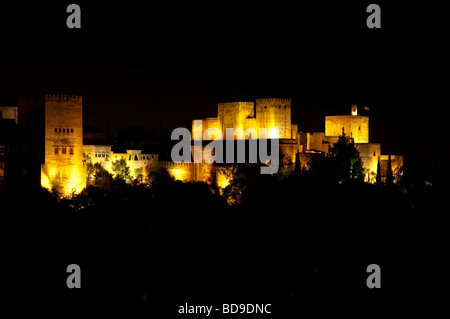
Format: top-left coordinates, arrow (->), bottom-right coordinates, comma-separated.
325,115 -> 369,143
41,94 -> 86,196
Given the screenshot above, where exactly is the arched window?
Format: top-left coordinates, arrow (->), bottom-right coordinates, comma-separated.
59,128 -> 62,132
134,155 -> 138,161
71,128 -> 73,133
54,128 -> 57,132
63,128 -> 65,133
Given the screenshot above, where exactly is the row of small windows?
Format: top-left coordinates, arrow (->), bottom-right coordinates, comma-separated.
129,155 -> 154,161
93,154 -> 155,160
263,105 -> 287,109
54,128 -> 74,133
95,153 -> 109,158
54,145 -> 74,155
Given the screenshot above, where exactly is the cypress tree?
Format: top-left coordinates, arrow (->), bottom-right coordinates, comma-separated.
386,154 -> 393,186
376,157 -> 382,186
294,151 -> 301,177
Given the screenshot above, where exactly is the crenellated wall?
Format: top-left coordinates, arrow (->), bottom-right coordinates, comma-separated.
195,98 -> 296,140
325,115 -> 369,144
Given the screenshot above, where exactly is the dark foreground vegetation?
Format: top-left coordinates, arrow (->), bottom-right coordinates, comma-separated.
2,165 -> 448,316
2,135 -> 448,315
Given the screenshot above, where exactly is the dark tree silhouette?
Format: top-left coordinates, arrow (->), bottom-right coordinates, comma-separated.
294,150 -> 301,177
327,128 -> 364,184
87,162 -> 114,189
386,154 -> 393,186
376,157 -> 382,186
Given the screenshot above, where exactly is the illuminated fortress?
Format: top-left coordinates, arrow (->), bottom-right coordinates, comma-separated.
170,100 -> 402,184
193,99 -> 297,140
0,95 -> 402,195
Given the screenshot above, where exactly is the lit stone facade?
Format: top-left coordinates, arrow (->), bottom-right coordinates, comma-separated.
2,96 -> 403,194
188,98 -> 301,186
41,94 -> 86,196
303,105 -> 402,182
195,98 -> 297,140
83,144 -> 158,180
0,106 -> 18,124
325,114 -> 369,144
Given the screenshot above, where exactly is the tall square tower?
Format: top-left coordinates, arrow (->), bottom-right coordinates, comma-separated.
325,105 -> 369,143
41,94 -> 86,196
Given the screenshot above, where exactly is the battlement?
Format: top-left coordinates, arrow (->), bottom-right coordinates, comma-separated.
256,98 -> 291,104
159,161 -> 196,167
45,94 -> 82,103
218,101 -> 254,107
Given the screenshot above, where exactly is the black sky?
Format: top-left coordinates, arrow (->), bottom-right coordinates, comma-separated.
0,1 -> 447,173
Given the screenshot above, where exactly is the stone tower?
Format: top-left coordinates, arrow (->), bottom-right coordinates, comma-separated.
41,94 -> 86,196
325,105 -> 369,143
255,98 -> 292,139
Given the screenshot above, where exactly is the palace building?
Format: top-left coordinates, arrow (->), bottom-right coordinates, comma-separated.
0,95 -> 402,196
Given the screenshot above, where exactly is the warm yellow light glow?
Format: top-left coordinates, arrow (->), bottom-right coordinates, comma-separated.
269,127 -> 279,139
171,168 -> 186,181
65,166 -> 85,196
217,172 -> 230,189
41,166 -> 52,191
41,164 -> 85,197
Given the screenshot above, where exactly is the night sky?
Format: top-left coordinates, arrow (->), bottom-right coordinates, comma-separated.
1,1 -> 447,175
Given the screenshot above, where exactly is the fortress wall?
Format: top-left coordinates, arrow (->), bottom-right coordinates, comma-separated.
218,102 -> 255,139
325,115 -> 352,138
350,116 -> 369,143
309,132 -> 326,152
159,161 -> 196,182
0,106 -> 18,124
368,143 -> 381,175
325,115 -> 369,143
203,118 -> 221,139
380,155 -> 403,177
197,162 -> 213,183
356,143 -> 380,182
192,119 -> 205,140
243,118 -> 258,139
218,102 -> 239,135
299,132 -> 310,152
291,124 -> 298,140
197,99 -> 295,140
255,98 -> 292,139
